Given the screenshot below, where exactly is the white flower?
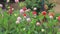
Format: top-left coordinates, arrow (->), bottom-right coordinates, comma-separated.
33,7 -> 37,10
20,9 -> 24,14
12,8 -> 14,10
26,18 -> 31,22
36,22 -> 40,26
49,16 -> 53,19
41,29 -> 45,32
16,21 -> 20,24
15,0 -> 19,3
17,17 -> 21,21
0,4 -> 3,7
7,0 -> 10,3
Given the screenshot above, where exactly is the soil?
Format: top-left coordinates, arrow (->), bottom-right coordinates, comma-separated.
53,0 -> 60,14
54,4 -> 60,13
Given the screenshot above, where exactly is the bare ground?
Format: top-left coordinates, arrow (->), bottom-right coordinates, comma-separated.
54,4 -> 60,13
54,0 -> 60,14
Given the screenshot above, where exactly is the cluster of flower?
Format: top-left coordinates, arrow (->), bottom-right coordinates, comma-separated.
15,6 -> 60,26
16,7 -> 37,24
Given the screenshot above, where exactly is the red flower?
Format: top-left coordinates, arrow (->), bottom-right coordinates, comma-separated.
48,12 -> 54,17
9,9 -> 12,14
8,5 -> 13,14
32,11 -> 37,15
58,16 -> 60,21
23,7 -> 27,11
10,4 -> 12,9
23,13 -> 27,16
42,11 -> 47,16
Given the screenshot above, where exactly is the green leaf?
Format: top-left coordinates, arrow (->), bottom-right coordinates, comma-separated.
48,32 -> 52,34
57,32 -> 60,34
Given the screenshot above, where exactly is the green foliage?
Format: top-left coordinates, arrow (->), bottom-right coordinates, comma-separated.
0,0 -> 58,34
19,2 -> 26,8
25,0 -> 41,9
0,9 -> 59,34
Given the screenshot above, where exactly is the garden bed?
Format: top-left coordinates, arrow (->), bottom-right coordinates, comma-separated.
0,0 -> 60,34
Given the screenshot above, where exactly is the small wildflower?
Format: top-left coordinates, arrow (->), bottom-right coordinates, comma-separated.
32,11 -> 37,15
23,13 -> 27,18
23,13 -> 27,16
41,29 -> 45,32
16,21 -> 20,24
0,4 -> 3,7
48,12 -> 54,17
20,9 -> 24,14
33,7 -> 37,10
7,0 -> 10,3
42,11 -> 47,16
36,22 -> 40,26
12,8 -> 14,10
49,16 -> 53,19
9,9 -> 12,14
23,7 -> 27,11
15,0 -> 19,3
26,18 -> 31,22
58,16 -> 60,21
10,4 -> 12,9
17,17 -> 21,21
